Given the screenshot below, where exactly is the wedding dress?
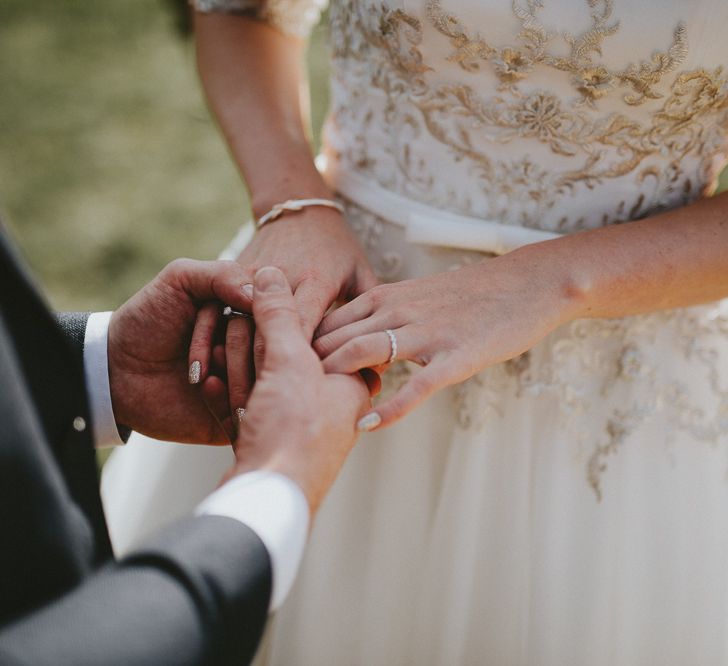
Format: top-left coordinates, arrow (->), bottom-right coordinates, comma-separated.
101,0 -> 728,663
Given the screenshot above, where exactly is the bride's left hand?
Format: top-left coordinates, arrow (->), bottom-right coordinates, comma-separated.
314,246 -> 580,430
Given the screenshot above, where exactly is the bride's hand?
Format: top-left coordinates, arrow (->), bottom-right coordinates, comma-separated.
236,207 -> 377,339
314,245 -> 580,430
188,206 -> 378,418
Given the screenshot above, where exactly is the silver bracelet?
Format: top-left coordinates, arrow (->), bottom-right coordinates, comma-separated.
255,198 -> 345,231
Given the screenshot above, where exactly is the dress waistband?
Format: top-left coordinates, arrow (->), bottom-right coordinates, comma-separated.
318,156 -> 561,256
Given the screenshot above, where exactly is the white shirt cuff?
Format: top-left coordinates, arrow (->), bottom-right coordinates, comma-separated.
83,312 -> 126,448
195,471 -> 310,612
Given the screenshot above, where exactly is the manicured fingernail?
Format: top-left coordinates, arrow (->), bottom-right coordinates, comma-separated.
188,360 -> 201,384
254,266 -> 286,293
241,283 -> 254,299
357,412 -> 381,432
235,407 -> 246,423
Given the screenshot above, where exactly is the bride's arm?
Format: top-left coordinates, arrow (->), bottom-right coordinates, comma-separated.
187,6 -> 376,417
194,9 -> 328,216
315,190 -> 728,430
540,190 -> 728,318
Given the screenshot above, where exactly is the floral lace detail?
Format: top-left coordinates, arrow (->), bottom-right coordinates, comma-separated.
326,0 -> 728,232
190,0 -> 325,37
341,197 -> 406,280
452,302 -> 728,500
427,0 -> 689,107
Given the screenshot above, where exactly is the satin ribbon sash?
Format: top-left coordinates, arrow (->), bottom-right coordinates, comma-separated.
318,157 -> 561,255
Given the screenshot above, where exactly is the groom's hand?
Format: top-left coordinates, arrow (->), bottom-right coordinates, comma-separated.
187,211 -> 379,423
221,267 -> 372,515
107,259 -> 251,444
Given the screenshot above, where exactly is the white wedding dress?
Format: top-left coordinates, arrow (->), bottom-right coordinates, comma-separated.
102,1 -> 728,663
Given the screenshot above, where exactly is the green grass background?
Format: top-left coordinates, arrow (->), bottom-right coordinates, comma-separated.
0,1 -> 725,311
0,0 -> 329,310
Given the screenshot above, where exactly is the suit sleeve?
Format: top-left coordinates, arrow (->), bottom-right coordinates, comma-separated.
55,311 -> 130,445
55,312 -> 91,369
0,515 -> 272,666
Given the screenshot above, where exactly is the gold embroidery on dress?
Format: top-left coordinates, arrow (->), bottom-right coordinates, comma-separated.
328,0 -> 728,231
449,305 -> 728,501
426,0 -> 688,107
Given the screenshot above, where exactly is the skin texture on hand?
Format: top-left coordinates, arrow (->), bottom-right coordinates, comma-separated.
188,206 -> 378,423
314,250 -> 576,430
107,259 -> 253,444
221,267 -> 371,515
235,207 -> 377,341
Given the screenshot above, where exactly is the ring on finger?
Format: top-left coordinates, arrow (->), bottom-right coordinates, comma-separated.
223,305 -> 252,319
385,329 -> 398,364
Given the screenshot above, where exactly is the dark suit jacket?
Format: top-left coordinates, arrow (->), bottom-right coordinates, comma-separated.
0,226 -> 271,665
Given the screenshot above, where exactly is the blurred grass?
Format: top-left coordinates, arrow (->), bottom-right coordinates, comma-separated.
0,0 -> 330,310
0,1 -> 725,311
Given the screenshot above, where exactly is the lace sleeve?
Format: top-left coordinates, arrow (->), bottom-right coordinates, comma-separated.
190,0 -> 326,38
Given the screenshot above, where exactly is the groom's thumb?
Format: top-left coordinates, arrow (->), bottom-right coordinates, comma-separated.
252,267 -> 307,365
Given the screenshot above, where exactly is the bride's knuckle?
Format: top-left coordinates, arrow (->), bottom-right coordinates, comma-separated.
368,285 -> 387,307
347,338 -> 369,359
389,306 -> 410,324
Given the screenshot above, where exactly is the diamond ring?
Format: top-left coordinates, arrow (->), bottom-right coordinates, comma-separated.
385,329 -> 398,364
222,305 -> 252,319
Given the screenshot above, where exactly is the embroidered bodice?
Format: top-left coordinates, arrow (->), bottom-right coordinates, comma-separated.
323,0 -> 728,232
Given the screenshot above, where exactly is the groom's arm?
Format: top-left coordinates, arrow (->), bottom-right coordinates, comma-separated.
0,514 -> 272,666
0,305 -> 304,665
55,312 -> 90,366
56,311 -> 130,446
0,468 -> 311,666
0,266 -> 363,665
